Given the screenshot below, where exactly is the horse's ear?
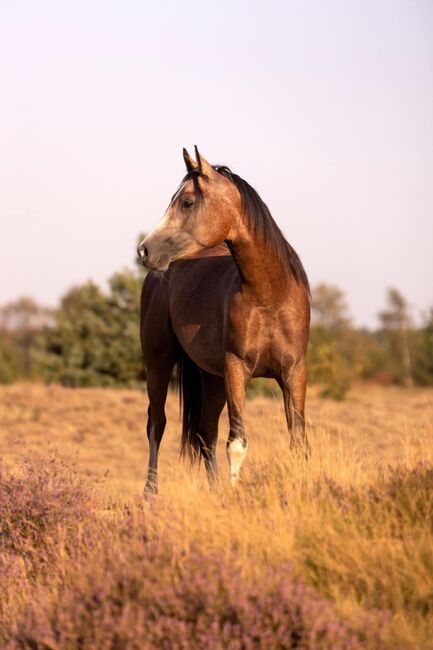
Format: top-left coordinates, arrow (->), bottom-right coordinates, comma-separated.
183,148 -> 197,171
194,146 -> 213,177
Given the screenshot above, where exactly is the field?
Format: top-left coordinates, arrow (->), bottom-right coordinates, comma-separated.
1,382 -> 433,649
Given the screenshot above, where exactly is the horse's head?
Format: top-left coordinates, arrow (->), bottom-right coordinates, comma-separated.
138,147 -> 240,271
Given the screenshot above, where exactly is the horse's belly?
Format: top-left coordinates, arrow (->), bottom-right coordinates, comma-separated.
174,321 -> 226,376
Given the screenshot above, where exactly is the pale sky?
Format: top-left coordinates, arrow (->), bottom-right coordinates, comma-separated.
1,0 -> 432,327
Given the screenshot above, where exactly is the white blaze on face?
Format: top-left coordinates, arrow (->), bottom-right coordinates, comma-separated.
226,438 -> 248,486
149,206 -> 177,238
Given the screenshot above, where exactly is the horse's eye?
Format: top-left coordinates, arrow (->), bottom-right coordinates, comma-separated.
182,199 -> 194,209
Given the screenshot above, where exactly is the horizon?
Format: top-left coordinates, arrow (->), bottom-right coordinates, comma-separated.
1,1 -> 432,328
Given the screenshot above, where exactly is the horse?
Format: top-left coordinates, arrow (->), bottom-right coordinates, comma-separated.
138,147 -> 310,493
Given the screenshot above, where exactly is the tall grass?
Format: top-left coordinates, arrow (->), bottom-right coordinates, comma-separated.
0,384 -> 432,648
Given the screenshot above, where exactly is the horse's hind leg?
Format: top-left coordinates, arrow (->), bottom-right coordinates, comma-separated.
280,360 -> 310,457
144,351 -> 177,495
199,372 -> 226,483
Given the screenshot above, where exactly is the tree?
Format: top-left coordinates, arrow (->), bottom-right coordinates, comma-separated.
311,283 -> 352,330
0,298 -> 52,380
37,271 -> 145,387
378,288 -> 413,388
0,345 -> 14,384
412,308 -> 433,386
308,284 -> 355,399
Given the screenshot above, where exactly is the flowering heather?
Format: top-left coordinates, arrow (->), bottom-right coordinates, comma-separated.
0,454 -> 94,561
9,527 -> 387,650
0,454 -> 96,643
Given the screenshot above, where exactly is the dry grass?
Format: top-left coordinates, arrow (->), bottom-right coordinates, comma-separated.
1,383 -> 433,648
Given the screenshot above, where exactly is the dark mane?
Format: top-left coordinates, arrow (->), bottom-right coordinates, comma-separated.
173,165 -> 309,292
214,165 -> 310,292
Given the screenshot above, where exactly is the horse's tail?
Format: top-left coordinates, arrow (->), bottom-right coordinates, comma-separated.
177,350 -> 203,463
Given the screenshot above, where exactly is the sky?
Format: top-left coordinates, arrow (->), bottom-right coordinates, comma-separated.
1,0 -> 432,327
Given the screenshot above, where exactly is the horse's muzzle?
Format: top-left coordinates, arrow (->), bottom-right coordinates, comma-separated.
137,244 -> 170,272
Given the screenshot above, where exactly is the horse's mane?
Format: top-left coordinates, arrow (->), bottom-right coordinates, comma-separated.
175,165 -> 310,292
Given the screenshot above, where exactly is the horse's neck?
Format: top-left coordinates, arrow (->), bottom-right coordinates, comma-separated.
227,220 -> 291,300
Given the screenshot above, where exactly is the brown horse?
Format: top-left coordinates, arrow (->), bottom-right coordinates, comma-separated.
138,147 -> 310,493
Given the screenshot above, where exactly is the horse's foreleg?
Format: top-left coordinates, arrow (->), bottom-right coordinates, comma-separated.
280,360 -> 310,457
199,372 -> 226,484
224,353 -> 250,486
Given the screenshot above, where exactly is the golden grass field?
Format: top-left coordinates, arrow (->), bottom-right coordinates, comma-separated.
1,382 -> 433,648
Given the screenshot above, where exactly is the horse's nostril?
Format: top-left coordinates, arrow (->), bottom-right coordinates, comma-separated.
137,245 -> 148,259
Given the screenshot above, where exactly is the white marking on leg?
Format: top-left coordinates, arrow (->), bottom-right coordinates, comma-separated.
227,438 -> 248,486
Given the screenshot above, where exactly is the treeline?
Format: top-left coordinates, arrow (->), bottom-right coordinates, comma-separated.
0,266 -> 432,398
308,284 -> 433,399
